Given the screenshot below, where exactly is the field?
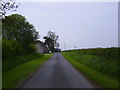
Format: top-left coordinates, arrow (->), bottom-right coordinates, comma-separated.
62,47 -> 119,88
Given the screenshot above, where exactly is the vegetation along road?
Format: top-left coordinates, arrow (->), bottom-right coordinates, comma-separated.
21,53 -> 94,88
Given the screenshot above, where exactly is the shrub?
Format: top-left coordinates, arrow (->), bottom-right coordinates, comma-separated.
24,44 -> 37,53
3,53 -> 43,72
2,39 -> 24,60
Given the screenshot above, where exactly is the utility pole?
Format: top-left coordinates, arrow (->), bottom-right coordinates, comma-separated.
75,46 -> 76,49
64,43 -> 66,50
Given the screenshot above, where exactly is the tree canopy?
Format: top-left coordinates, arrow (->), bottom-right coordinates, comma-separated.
43,31 -> 59,52
0,0 -> 19,19
2,14 -> 39,45
2,14 -> 39,59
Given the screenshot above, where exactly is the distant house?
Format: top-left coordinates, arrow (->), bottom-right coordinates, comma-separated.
35,41 -> 49,53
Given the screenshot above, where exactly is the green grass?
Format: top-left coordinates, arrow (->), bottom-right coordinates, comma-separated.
62,53 -> 118,88
3,53 -> 44,72
2,54 -> 53,88
62,51 -> 118,78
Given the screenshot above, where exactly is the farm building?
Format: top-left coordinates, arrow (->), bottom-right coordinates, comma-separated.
35,41 -> 49,53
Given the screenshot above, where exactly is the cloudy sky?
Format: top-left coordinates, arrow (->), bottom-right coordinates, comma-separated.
7,1 -> 118,50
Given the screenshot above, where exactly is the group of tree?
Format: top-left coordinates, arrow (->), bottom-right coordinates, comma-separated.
43,31 -> 59,52
2,14 -> 39,60
2,14 -> 60,60
1,0 -> 60,61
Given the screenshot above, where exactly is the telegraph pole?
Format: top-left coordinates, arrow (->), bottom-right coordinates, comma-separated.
64,43 -> 66,50
75,46 -> 76,49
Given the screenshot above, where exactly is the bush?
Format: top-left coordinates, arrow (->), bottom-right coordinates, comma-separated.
2,39 -> 24,60
3,53 -> 43,72
24,44 -> 37,53
2,39 -> 43,72
2,38 -> 38,61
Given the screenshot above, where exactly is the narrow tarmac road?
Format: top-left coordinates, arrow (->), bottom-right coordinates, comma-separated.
22,53 -> 94,88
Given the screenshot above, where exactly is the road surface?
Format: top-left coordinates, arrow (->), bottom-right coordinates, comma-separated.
22,53 -> 94,88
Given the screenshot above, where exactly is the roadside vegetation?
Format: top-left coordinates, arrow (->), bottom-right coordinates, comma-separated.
3,54 -> 53,88
62,47 -> 119,88
3,53 -> 43,72
2,14 -> 53,88
2,12 -> 58,88
2,14 -> 39,61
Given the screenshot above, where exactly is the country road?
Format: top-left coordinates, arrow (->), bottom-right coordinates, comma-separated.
21,53 -> 94,88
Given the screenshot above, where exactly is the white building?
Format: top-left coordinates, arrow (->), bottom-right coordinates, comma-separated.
35,41 -> 49,53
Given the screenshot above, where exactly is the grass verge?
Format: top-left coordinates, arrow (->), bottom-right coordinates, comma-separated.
2,53 -> 53,88
62,53 -> 118,88
3,53 -> 43,72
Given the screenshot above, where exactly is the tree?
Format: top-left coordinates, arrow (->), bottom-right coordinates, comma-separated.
0,0 -> 19,19
2,14 -> 39,52
43,31 -> 59,52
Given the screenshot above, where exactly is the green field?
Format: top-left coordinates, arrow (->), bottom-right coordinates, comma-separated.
2,53 -> 53,88
62,47 -> 119,88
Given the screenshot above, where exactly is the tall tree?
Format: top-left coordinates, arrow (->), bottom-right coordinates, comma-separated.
43,31 -> 59,52
2,14 -> 39,48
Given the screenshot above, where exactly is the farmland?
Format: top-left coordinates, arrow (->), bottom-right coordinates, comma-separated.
62,47 -> 119,88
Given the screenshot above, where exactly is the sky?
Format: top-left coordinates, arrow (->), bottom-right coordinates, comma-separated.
6,1 -> 118,50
